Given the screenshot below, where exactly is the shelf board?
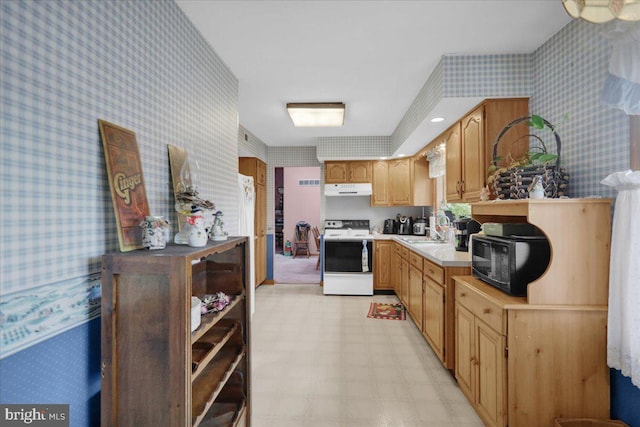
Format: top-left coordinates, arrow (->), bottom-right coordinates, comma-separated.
191,347 -> 245,426
192,320 -> 241,379
192,292 -> 244,343
194,400 -> 246,427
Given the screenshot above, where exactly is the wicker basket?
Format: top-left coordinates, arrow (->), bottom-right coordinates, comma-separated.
490,116 -> 569,199
554,418 -> 629,427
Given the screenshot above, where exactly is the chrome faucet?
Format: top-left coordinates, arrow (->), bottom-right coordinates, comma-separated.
430,213 -> 451,242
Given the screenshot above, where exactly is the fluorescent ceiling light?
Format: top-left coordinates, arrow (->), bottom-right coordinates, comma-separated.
286,102 -> 345,127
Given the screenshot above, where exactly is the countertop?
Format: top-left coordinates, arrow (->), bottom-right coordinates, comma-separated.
373,234 -> 471,267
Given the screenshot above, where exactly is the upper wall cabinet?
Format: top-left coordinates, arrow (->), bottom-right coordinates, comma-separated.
325,161 -> 372,183
446,98 -> 529,203
372,156 -> 432,207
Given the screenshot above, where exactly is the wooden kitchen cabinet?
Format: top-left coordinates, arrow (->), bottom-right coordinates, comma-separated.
324,161 -> 371,183
451,199 -> 613,426
400,246 -> 410,307
373,240 -> 394,290
371,160 -> 390,206
389,158 -> 412,205
422,275 -> 444,362
101,238 -> 251,427
446,98 -> 529,203
370,156 -> 432,207
239,157 -> 267,286
393,242 -> 402,295
408,252 -> 424,330
455,280 -> 508,427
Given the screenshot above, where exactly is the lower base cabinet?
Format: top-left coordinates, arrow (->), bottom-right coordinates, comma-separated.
453,276 -> 610,427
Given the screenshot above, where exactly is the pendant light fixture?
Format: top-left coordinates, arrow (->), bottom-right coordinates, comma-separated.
562,0 -> 640,23
286,102 -> 345,127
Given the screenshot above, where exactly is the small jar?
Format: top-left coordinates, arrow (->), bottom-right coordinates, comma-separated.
140,216 -> 170,250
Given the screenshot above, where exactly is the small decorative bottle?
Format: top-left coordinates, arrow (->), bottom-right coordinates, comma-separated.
140,216 -> 170,250
529,175 -> 545,199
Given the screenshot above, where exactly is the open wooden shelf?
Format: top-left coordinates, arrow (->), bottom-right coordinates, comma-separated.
472,199 -> 612,305
101,238 -> 250,426
192,320 -> 242,378
192,347 -> 245,426
192,293 -> 244,343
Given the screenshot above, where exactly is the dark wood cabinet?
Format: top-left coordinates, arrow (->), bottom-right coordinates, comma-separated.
101,238 -> 251,426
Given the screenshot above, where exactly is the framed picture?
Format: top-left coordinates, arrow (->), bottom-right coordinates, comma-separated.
99,119 -> 150,252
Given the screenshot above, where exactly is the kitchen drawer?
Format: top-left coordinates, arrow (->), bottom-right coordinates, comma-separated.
423,259 -> 444,285
401,246 -> 410,258
410,251 -> 423,270
394,243 -> 402,256
455,282 -> 505,334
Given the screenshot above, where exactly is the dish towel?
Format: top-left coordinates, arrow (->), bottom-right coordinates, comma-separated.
601,170 -> 640,388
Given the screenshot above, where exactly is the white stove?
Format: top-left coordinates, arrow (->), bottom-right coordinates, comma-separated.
323,220 -> 374,296
323,219 -> 373,241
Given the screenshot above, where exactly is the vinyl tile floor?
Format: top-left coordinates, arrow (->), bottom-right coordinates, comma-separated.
250,284 -> 484,427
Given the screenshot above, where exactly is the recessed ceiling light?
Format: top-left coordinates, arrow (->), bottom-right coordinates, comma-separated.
430,117 -> 445,123
379,156 -> 387,160
397,154 -> 405,157
286,102 -> 345,127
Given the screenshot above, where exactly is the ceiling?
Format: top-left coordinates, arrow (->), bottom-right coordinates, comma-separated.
176,1 -> 572,156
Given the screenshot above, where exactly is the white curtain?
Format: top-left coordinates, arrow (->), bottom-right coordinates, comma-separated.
601,170 -> 640,388
238,174 -> 255,316
600,21 -> 640,115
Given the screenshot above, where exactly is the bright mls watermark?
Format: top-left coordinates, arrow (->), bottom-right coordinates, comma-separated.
0,405 -> 69,426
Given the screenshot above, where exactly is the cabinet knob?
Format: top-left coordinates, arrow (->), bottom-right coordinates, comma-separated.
483,308 -> 492,314
460,292 -> 466,297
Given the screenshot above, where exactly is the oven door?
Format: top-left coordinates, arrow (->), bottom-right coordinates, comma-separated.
324,239 -> 373,273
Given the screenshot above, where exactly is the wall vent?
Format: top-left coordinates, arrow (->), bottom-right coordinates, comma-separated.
298,179 -> 320,187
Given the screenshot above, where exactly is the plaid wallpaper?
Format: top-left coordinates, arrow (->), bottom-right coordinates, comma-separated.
392,59 -> 444,150
531,19 -> 629,198
1,0 -> 239,355
391,54 -> 531,152
316,135 -> 392,160
239,124 -> 268,161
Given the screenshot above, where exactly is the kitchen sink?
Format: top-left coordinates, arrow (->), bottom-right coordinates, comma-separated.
398,237 -> 447,245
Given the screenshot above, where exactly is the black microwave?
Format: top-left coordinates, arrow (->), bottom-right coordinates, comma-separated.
471,234 -> 551,296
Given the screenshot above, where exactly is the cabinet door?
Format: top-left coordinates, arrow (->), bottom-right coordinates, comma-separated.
371,161 -> 390,206
374,241 -> 393,290
445,123 -> 462,202
348,161 -> 372,183
423,277 -> 445,362
255,183 -> 266,285
256,159 -> 266,185
408,263 -> 423,330
455,303 -> 475,403
475,319 -> 507,427
461,107 -> 485,202
256,235 -> 266,286
389,158 -> 412,205
400,257 -> 409,307
393,245 -> 402,295
325,162 -> 347,183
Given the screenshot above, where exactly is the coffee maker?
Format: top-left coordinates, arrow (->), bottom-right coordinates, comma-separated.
453,218 -> 481,251
397,216 -> 413,235
383,218 -> 397,234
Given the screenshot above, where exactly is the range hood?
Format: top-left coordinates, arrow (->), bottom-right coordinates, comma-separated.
325,183 -> 372,197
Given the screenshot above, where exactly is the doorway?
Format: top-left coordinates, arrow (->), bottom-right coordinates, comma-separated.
273,166 -> 321,284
